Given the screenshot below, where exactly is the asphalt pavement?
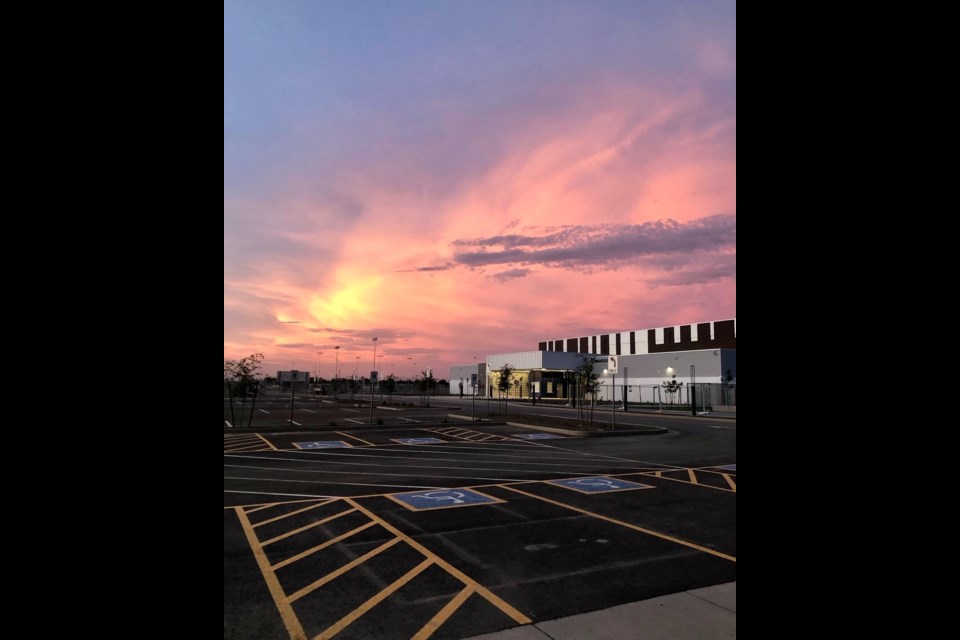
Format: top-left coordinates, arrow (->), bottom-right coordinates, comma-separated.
224,396 -> 736,639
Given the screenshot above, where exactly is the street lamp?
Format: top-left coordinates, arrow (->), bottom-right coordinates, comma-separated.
333,346 -> 340,399
316,352 -> 323,391
353,357 -> 360,400
370,337 -> 378,425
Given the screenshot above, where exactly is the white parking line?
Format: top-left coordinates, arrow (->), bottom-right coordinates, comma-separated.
288,420 -> 301,426
258,409 -> 270,414
343,408 -> 360,412
224,421 -> 232,428
301,409 -> 316,413
344,418 -> 365,424
398,417 -> 421,423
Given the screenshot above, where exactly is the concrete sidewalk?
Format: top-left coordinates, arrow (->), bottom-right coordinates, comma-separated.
465,582 -> 736,640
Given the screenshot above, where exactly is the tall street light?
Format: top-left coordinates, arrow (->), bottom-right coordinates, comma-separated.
316,352 -> 323,391
369,337 -> 378,425
353,357 -> 360,401
333,346 -> 340,399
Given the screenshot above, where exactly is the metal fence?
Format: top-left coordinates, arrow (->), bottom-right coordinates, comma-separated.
596,382 -> 736,409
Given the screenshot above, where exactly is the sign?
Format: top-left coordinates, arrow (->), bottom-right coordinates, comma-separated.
370,371 -> 379,383
388,488 -> 504,511
470,373 -> 478,386
547,476 -> 653,493
294,441 -> 352,449
391,437 -> 445,445
513,433 -> 565,440
607,357 -> 617,374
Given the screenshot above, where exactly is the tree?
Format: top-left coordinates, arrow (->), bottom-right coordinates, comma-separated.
575,358 -> 600,427
662,379 -> 683,406
418,370 -> 436,406
384,374 -> 397,404
224,353 -> 264,428
496,364 -> 514,415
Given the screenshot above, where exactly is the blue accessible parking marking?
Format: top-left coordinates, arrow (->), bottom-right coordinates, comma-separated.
293,441 -> 352,449
547,476 -> 654,494
718,464 -> 736,471
513,433 -> 565,440
388,488 -> 505,511
391,437 -> 446,445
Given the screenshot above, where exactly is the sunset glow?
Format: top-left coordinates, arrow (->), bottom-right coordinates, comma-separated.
224,1 -> 736,379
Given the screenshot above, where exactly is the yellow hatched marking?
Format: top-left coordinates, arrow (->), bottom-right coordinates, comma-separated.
253,501 -> 332,528
687,469 -> 698,484
722,473 -> 736,491
411,586 -> 475,640
345,498 -> 531,624
272,521 -> 377,570
239,497 -> 339,512
315,559 -> 433,640
261,508 -> 357,546
288,538 -> 401,603
336,431 -> 374,446
246,503 -> 280,514
502,485 -> 735,563
225,444 -> 270,452
256,433 -> 279,451
235,508 -> 307,640
639,472 -> 734,493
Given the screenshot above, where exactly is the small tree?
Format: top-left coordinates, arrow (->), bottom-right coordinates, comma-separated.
418,370 -> 436,406
662,379 -> 683,406
384,374 -> 397,404
496,364 -> 515,415
224,353 -> 264,428
575,358 -> 600,427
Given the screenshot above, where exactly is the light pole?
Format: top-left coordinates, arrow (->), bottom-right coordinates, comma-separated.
353,357 -> 360,400
334,346 -> 340,399
369,337 -> 378,425
316,352 -> 323,392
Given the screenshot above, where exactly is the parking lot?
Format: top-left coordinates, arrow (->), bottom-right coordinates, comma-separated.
224,416 -> 735,640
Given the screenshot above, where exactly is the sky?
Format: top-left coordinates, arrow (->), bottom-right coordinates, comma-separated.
224,0 -> 736,381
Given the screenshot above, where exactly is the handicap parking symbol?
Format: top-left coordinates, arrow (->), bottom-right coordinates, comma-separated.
547,476 -> 654,493
513,433 -> 565,440
718,464 -> 736,471
294,440 -> 352,449
389,488 -> 504,511
391,437 -> 445,445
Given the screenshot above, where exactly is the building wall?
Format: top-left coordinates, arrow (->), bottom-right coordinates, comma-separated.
540,319 -> 735,356
589,349 -> 734,401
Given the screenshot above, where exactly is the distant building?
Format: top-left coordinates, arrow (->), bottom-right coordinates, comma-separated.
449,363 -> 486,397
277,370 -> 310,393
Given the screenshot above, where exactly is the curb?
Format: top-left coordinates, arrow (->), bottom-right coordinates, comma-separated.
448,413 -> 488,422
505,422 -> 667,438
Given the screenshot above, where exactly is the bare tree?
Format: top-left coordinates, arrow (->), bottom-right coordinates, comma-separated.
224,353 -> 264,428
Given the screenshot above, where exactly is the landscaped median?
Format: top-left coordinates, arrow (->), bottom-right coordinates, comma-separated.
504,415 -> 667,438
